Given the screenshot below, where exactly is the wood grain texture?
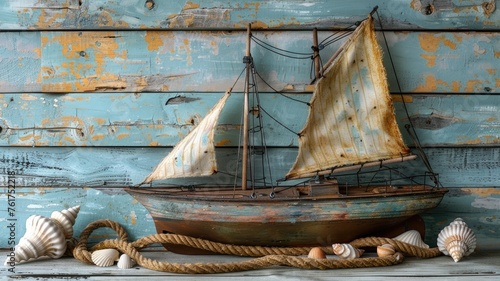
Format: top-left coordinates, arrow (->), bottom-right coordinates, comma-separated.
0,0 -> 498,30
1,147 -> 500,188
1,249 -> 499,279
2,93 -> 500,147
0,0 -> 499,254
39,30 -> 500,93
0,32 -> 40,92
0,186 -> 498,249
1,30 -> 498,93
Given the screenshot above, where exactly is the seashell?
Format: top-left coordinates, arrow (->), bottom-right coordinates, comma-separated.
332,243 -> 364,259
437,218 -> 476,262
307,247 -> 326,259
377,244 -> 396,257
51,205 -> 80,239
393,230 -> 429,248
4,206 -> 80,265
117,254 -> 136,269
91,249 -> 120,267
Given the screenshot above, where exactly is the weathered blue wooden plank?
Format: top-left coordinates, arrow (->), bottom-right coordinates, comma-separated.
1,147 -> 500,188
2,93 -> 500,147
0,187 -> 155,247
37,30 -> 500,93
424,188 -> 500,249
0,32 -> 40,92
0,0 -> 498,30
1,30 -> 497,93
0,186 -> 497,248
0,93 -> 308,147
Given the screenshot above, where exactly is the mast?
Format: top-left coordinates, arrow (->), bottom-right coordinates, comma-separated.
241,23 -> 251,190
312,28 -> 321,80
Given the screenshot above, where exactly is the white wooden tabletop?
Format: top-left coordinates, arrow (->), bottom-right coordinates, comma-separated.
1,249 -> 498,280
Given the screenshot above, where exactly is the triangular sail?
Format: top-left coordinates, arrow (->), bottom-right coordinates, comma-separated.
144,91 -> 231,183
286,16 -> 412,180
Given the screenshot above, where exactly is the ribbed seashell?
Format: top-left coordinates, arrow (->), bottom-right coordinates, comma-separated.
91,249 -> 120,267
51,205 -> 80,239
332,243 -> 364,259
377,244 -> 396,257
393,230 -> 429,248
117,254 -> 136,269
307,247 -> 326,259
437,218 -> 476,262
3,206 -> 80,265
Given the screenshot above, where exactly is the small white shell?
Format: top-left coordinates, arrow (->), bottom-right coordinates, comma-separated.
91,249 -> 120,267
393,230 -> 429,248
377,244 -> 396,257
307,247 -> 326,259
437,218 -> 476,262
117,254 -> 136,269
4,206 -> 80,265
332,243 -> 363,259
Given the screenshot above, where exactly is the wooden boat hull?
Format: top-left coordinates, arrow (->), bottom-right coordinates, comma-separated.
126,186 -> 447,253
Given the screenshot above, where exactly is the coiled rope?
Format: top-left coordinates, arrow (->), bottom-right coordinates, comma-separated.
72,219 -> 441,274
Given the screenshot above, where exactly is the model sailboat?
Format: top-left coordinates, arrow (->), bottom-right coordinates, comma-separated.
126,14 -> 447,253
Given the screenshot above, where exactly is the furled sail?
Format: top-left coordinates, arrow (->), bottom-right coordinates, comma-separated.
286,16 -> 413,180
144,91 -> 231,183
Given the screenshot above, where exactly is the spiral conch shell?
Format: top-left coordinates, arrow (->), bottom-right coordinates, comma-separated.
437,218 -> 476,262
4,206 -> 80,265
393,230 -> 429,248
332,243 -> 364,259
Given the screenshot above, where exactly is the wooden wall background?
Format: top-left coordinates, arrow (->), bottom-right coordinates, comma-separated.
1,0 -> 499,249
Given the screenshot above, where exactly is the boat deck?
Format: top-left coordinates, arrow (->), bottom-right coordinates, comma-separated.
127,183 -> 442,200
2,249 -> 498,280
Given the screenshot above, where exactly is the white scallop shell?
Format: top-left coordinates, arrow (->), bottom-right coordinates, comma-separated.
91,249 -> 120,267
117,254 -> 136,269
437,218 -> 476,262
332,243 -> 364,259
393,230 -> 429,248
3,206 -> 80,266
51,205 -> 80,239
377,244 -> 396,257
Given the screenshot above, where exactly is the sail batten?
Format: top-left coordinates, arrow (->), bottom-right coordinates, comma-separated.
144,91 -> 231,183
286,16 -> 412,180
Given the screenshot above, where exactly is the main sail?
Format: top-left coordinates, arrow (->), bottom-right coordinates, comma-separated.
286,16 -> 413,180
144,91 -> 231,183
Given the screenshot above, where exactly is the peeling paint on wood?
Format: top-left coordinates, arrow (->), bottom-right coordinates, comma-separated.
3,93 -> 500,147
1,30 -> 498,93
0,0 -> 499,252
0,187 -> 154,245
0,0 -> 498,30
1,147 -> 500,189
0,186 -> 497,248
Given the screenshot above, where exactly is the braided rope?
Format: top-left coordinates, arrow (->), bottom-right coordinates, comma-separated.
72,219 -> 440,274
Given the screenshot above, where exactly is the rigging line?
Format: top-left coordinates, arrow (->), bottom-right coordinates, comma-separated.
251,34 -> 314,56
251,38 -> 312,60
318,23 -> 358,46
321,30 -> 354,47
230,66 -> 247,90
253,70 -> 310,105
259,105 -> 299,136
251,68 -> 275,192
374,10 -> 439,186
